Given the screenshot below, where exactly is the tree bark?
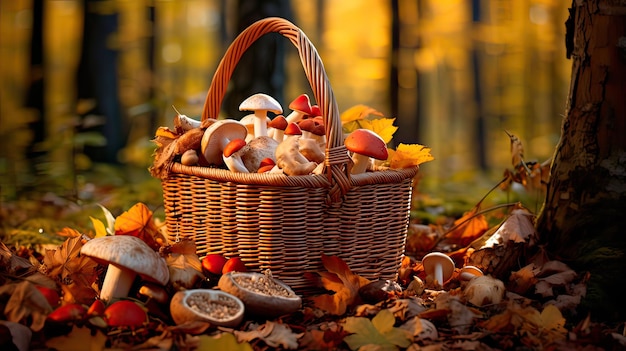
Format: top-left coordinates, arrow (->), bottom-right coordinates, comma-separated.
536,0 -> 626,321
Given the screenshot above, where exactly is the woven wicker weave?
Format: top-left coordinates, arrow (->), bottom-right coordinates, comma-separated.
158,17 -> 418,292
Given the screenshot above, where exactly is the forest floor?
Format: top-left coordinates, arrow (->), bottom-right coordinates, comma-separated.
1,164 -> 624,351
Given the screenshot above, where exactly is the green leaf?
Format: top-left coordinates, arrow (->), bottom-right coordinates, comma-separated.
343,310 -> 412,351
197,332 -> 253,351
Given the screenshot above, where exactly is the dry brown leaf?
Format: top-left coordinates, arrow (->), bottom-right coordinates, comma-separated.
484,208 -> 537,247
444,207 -> 489,248
45,325 -> 107,351
233,321 -> 304,350
309,254 -> 371,315
41,236 -> 99,304
0,281 -> 51,331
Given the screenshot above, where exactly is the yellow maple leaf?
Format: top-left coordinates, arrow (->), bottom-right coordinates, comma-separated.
340,104 -> 384,124
369,118 -> 397,144
389,143 -> 434,169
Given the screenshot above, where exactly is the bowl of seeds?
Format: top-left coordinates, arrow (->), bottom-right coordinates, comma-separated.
170,289 -> 244,331
218,270 -> 301,317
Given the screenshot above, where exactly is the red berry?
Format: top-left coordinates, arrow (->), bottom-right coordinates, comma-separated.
222,257 -> 247,274
104,300 -> 147,327
47,303 -> 87,322
201,254 -> 228,275
36,285 -> 60,308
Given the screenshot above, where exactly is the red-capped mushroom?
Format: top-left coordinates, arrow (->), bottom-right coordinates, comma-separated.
200,119 -> 248,166
344,129 -> 389,174
285,94 -> 312,124
223,139 -> 249,173
268,115 -> 288,142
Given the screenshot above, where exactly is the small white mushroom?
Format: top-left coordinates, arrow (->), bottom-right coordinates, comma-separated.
200,120 -> 248,166
463,275 -> 505,307
422,252 -> 455,289
172,106 -> 201,133
239,93 -> 282,138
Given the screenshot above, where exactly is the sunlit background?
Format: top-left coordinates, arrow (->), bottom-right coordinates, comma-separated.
0,0 -> 571,205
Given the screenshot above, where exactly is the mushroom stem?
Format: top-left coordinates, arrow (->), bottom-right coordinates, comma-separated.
433,264 -> 444,288
99,265 -> 136,302
351,153 -> 372,174
253,111 -> 268,138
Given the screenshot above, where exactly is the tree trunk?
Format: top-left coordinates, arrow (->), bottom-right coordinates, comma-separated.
536,0 -> 626,321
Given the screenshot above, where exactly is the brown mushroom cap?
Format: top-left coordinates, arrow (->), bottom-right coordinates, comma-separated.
344,129 -> 388,160
81,235 -> 169,286
201,120 -> 248,166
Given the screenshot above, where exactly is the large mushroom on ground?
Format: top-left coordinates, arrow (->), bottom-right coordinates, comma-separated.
344,129 -> 389,174
80,235 -> 169,302
239,93 -> 282,138
200,119 -> 248,166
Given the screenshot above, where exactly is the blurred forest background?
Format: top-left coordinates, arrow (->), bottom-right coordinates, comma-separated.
0,0 -> 571,208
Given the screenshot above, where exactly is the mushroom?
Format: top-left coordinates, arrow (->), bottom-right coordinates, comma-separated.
299,137 -> 325,163
200,119 -> 248,166
223,139 -> 249,173
181,149 -> 199,166
80,235 -> 169,302
218,271 -> 301,317
239,93 -> 282,138
458,265 -> 484,281
173,106 -> 201,133
463,275 -> 505,307
240,114 -> 270,142
275,122 -> 317,175
240,136 -> 278,172
422,252 -> 455,289
298,118 -> 326,147
309,104 -> 322,118
344,129 -> 389,174
285,94 -> 313,124
268,115 -> 288,143
257,158 -> 276,173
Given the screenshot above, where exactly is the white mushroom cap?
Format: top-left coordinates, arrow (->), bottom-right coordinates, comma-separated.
200,119 -> 248,166
81,235 -> 169,302
422,252 -> 455,288
239,93 -> 282,138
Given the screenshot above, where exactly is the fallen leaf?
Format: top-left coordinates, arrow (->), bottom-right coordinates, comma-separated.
0,281 -> 51,331
233,321 -> 303,350
389,143 -> 434,169
197,332 -> 253,351
309,254 -> 371,315
114,202 -> 166,251
41,236 -> 99,304
484,208 -> 537,247
443,207 -> 489,248
45,325 -> 107,351
343,309 -> 412,350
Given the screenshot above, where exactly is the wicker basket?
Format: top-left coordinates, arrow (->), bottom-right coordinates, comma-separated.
157,17 -> 418,292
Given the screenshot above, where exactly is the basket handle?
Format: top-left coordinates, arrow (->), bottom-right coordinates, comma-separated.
201,17 -> 351,203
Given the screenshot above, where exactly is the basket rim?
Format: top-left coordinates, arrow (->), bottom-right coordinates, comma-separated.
166,162 -> 418,188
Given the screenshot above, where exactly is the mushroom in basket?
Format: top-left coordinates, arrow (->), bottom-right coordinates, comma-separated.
344,129 -> 389,174
275,122 -> 317,175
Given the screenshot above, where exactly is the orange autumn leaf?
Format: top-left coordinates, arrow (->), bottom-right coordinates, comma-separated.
341,104 -> 385,125
389,143 -> 434,169
114,202 -> 166,251
309,254 -> 371,315
444,207 -> 489,248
